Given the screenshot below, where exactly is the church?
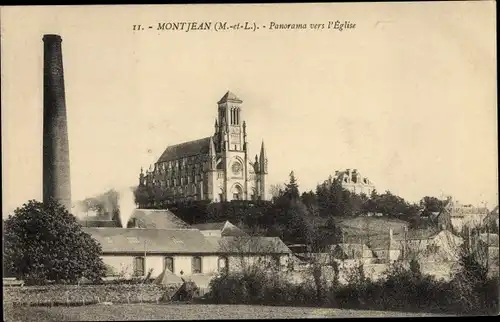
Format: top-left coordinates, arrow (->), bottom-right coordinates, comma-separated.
139,91 -> 268,203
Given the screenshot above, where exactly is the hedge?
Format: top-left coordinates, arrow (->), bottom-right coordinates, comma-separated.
3,283 -> 182,307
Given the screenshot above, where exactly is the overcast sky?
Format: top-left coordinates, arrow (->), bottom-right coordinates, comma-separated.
1,3 -> 497,216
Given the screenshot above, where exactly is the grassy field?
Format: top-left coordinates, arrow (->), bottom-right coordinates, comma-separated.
4,303 -> 448,321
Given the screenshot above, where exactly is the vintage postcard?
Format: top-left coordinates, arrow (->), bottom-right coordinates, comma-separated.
1,2 -> 498,320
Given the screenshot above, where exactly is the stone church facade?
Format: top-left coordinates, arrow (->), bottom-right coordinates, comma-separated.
139,91 -> 268,203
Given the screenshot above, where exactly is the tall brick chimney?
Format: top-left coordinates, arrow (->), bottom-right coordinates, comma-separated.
43,34 -> 72,212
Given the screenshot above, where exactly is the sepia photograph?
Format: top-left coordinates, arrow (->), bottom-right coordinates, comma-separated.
1,2 -> 498,320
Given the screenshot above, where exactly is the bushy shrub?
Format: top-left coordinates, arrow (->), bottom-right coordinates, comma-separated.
3,199 -> 106,285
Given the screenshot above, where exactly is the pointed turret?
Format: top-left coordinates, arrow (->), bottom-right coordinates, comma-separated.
208,136 -> 217,171
139,167 -> 145,186
209,136 -> 216,156
259,141 -> 268,174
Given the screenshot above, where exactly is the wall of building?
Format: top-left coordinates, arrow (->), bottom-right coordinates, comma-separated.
451,213 -> 488,231
101,254 -> 289,278
101,254 -> 221,278
199,230 -> 222,237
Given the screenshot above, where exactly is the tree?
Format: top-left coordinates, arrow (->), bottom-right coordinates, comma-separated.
301,190 -> 317,210
419,196 -> 446,216
283,171 -> 300,200
269,184 -> 284,201
3,199 -> 106,285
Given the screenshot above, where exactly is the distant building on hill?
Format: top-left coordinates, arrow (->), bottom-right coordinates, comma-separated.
436,198 -> 489,231
323,168 -> 375,196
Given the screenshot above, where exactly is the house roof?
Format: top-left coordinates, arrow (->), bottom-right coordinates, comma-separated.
204,236 -> 291,254
392,228 -> 440,241
83,227 -> 215,254
192,221 -> 248,237
221,223 -> 248,237
79,220 -> 120,228
217,91 -> 242,104
192,222 -> 227,231
156,137 -> 211,163
129,209 -> 191,230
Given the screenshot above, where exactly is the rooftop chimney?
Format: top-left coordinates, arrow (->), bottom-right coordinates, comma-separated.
42,34 -> 72,212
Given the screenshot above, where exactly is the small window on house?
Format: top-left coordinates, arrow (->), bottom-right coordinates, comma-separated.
272,255 -> 281,267
192,256 -> 202,274
218,256 -> 229,272
134,256 -> 145,276
164,257 -> 174,273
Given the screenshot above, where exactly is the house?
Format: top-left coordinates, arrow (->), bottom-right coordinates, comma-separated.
83,209 -> 292,281
330,243 -> 374,263
437,198 -> 489,232
83,227 -> 218,278
392,229 -> 463,262
191,221 -> 248,237
204,235 -> 292,271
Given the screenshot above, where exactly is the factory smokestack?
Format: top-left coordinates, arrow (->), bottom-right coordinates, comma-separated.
43,34 -> 72,212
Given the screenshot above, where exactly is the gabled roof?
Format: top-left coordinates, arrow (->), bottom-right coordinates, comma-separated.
156,137 -> 211,163
129,209 -> 191,230
83,227 -> 216,254
217,91 -> 242,104
192,221 -> 248,237
221,222 -> 248,237
192,222 -> 227,231
205,236 -> 291,254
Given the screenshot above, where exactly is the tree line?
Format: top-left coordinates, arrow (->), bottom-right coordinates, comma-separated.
133,171 -> 450,246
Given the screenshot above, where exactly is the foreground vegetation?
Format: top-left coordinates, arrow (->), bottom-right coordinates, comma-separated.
206,248 -> 499,316
3,303 -> 446,321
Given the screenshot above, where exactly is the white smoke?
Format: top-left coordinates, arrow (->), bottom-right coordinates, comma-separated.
117,187 -> 136,228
